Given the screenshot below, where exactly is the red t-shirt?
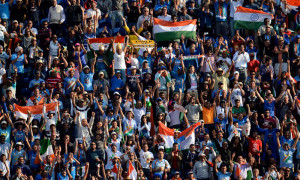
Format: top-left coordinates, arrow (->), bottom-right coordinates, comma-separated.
261,117 -> 277,129
247,59 -> 260,72
248,137 -> 262,156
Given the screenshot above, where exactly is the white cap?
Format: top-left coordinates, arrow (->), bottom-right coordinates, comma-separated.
234,71 -> 239,74
158,146 -> 164,150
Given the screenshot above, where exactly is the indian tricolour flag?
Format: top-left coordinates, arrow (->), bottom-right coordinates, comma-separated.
286,0 -> 300,11
234,6 -> 273,30
40,139 -> 54,159
158,122 -> 201,152
153,18 -> 196,42
87,36 -> 125,52
14,103 -> 57,120
34,138 -> 54,164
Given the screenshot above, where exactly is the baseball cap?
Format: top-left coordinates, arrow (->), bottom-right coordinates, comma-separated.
113,92 -> 121,96
115,70 -> 121,74
83,91 -> 88,95
75,43 -> 81,46
16,142 -> 23,146
99,71 -> 104,75
158,146 -> 164,150
234,71 -> 239,75
216,68 -> 223,72
32,125 -> 39,129
0,121 -> 7,125
130,66 -> 137,69
83,65 -> 90,70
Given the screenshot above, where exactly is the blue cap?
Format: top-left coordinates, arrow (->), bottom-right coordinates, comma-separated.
145,0 -> 150,3
160,66 -> 166,70
115,70 -> 121,74
153,173 -> 162,179
156,97 -> 163,102
38,49 -> 43,53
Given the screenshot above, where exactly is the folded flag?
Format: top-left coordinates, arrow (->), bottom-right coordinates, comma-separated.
14,103 -> 57,120
153,18 -> 197,42
234,6 -> 273,30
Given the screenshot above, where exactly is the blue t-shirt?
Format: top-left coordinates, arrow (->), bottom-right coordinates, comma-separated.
64,154 -> 77,179
264,100 -> 276,117
233,116 -> 248,126
96,55 -> 106,72
171,72 -> 186,92
0,125 -> 11,143
80,71 -> 94,91
11,54 -> 25,73
74,51 -> 87,66
110,76 -> 124,92
29,150 -> 40,169
57,173 -> 70,180
29,78 -> 45,88
216,172 -> 231,180
279,148 -> 295,168
214,2 -> 228,21
214,118 -> 228,132
64,76 -> 78,95
14,130 -> 26,143
0,3 -> 10,19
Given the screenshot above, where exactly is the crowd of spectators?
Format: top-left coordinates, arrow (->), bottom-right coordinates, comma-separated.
0,0 -> 300,179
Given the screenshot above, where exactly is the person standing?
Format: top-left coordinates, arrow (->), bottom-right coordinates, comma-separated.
232,44 -> 250,84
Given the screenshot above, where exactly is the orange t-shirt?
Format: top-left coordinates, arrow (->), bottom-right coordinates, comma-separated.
203,107 -> 214,124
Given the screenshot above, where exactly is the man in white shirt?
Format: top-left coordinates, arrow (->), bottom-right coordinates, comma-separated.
193,153 -> 210,180
157,7 -> 171,21
232,44 -> 250,83
22,20 -> 38,36
138,143 -> 154,178
86,1 -> 101,28
0,154 -> 10,178
47,0 -> 66,35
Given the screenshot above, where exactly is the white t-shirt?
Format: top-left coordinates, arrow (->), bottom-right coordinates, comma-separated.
133,107 -> 146,125
22,27 -> 38,36
231,88 -> 243,106
45,118 -> 56,132
0,160 -> 10,175
87,8 -> 101,28
108,134 -> 122,151
0,142 -> 11,157
131,57 -> 139,69
114,52 -> 126,69
217,57 -> 232,73
105,148 -> 123,169
139,150 -> 154,169
0,24 -> 6,41
157,15 -> 171,21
